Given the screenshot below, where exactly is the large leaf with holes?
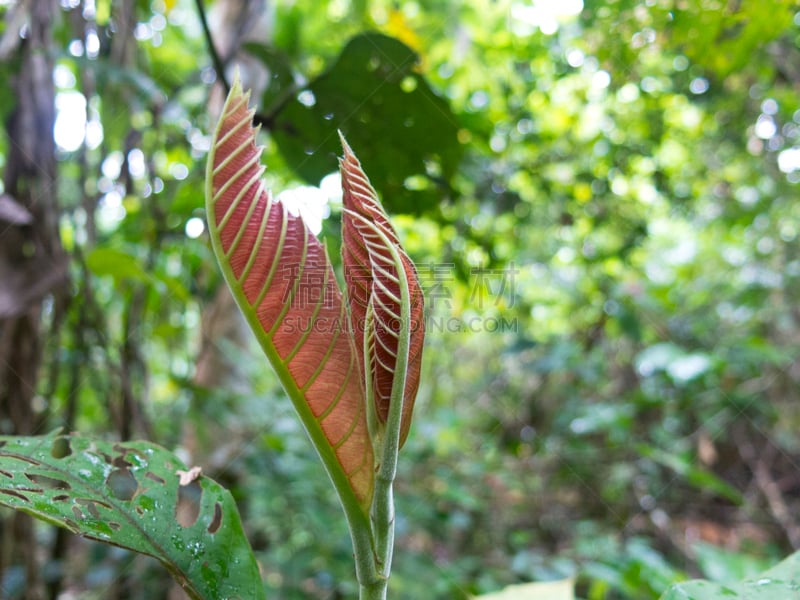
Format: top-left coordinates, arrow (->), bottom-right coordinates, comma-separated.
271,32 -> 462,215
0,432 -> 263,600
339,135 -> 425,447
659,550 -> 800,599
205,77 -> 374,509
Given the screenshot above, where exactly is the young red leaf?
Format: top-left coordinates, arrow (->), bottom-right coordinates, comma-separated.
205,79 -> 373,507
339,136 -> 425,447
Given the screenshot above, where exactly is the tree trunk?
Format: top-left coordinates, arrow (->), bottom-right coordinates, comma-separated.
0,0 -> 68,597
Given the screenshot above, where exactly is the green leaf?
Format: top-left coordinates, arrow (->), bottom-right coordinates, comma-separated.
85,246 -> 191,301
637,444 -> 743,504
0,431 -> 264,600
272,32 -> 462,214
86,247 -> 150,283
660,550 -> 800,599
693,541 -> 776,583
475,578 -> 574,600
669,0 -> 795,78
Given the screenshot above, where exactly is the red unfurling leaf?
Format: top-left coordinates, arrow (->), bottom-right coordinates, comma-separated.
339,136 -> 425,447
206,80 -> 373,505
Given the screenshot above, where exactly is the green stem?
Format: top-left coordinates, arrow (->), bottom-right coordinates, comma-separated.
347,496 -> 380,581
352,510 -> 387,599
359,578 -> 388,600
372,469 -> 396,576
339,207 -> 413,600
367,221 -> 413,598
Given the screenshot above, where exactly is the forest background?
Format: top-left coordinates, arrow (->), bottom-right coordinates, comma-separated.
1,0 -> 800,598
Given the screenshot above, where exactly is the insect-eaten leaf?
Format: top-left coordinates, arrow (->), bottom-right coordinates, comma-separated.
0,431 -> 264,600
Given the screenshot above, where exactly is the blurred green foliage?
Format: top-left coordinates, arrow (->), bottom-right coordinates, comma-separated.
2,0 -> 800,598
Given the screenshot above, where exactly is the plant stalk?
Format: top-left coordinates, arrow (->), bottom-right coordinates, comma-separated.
360,222 -> 413,599
359,577 -> 389,600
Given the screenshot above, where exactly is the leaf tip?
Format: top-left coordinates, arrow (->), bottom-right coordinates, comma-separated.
230,66 -> 244,96
338,131 -> 361,172
224,67 -> 255,121
337,129 -> 351,154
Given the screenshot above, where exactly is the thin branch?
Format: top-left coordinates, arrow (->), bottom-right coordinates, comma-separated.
193,0 -> 284,130
737,431 -> 800,549
194,0 -> 229,96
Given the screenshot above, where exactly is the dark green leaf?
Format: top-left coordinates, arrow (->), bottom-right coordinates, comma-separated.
272,32 -> 463,214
